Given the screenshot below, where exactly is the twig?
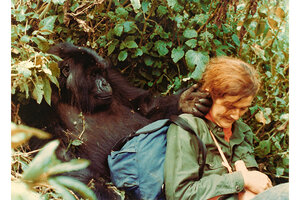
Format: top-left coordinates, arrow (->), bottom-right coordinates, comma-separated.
78,114 -> 86,139
139,1 -> 156,46
197,2 -> 221,34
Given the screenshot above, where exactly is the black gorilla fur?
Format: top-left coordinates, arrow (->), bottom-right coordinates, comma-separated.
19,43 -> 184,199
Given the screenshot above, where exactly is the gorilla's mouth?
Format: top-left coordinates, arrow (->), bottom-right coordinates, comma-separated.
94,94 -> 112,100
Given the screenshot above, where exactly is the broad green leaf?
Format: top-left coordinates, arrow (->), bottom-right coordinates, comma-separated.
232,34 -> 240,46
183,29 -> 197,39
276,167 -> 285,177
11,182 -> 41,200
174,77 -> 181,90
154,40 -> 169,56
47,73 -> 60,88
116,7 -> 128,18
39,16 -> 57,32
144,56 -> 154,66
31,36 -> 49,52
11,132 -> 30,148
256,21 -> 266,36
20,35 -> 30,43
51,0 -> 65,5
123,21 -> 136,33
107,39 -> 119,56
268,17 -> 278,30
133,48 -> 143,58
171,47 -> 184,63
48,178 -> 76,200
16,62 -> 32,78
190,63 -> 205,81
166,0 -> 178,9
157,5 -> 168,17
72,139 -> 83,146
200,31 -> 213,41
185,39 -> 197,48
142,1 -> 150,13
216,48 -> 227,56
185,50 -> 209,71
15,5 -> 27,22
130,0 -> 141,13
118,50 -> 128,61
48,159 -> 90,175
24,82 -> 29,98
213,39 -> 222,46
48,61 -> 60,77
125,40 -> 138,49
49,54 -> 63,62
43,78 -> 52,105
51,176 -> 97,200
258,140 -> 271,156
32,78 -> 44,104
114,24 -> 124,37
23,140 -> 60,181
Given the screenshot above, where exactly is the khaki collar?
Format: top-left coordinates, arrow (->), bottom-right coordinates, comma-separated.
203,118 -> 250,145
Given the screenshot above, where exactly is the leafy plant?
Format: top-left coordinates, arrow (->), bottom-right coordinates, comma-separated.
11,123 -> 97,200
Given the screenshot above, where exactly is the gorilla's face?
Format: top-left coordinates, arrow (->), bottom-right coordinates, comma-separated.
56,49 -> 113,113
86,65 -> 113,107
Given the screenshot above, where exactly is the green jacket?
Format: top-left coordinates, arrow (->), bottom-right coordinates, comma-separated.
164,113 -> 258,200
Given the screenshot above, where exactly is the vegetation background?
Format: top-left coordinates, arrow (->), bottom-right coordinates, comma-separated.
11,0 -> 289,199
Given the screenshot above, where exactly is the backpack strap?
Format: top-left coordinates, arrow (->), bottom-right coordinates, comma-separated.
111,119 -> 172,151
170,115 -> 207,179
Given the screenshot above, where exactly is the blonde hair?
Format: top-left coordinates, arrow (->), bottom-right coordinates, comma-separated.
201,57 -> 260,100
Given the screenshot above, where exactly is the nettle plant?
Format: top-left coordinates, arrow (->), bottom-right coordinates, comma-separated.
11,0 -> 288,183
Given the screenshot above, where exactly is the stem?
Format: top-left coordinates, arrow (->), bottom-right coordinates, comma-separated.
39,1 -> 52,20
196,2 -> 221,34
139,1 -> 156,46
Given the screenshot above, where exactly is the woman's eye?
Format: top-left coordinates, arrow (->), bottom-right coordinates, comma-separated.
240,107 -> 248,111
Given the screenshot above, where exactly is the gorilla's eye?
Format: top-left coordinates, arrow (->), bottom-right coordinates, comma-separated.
62,65 -> 70,77
91,69 -> 102,78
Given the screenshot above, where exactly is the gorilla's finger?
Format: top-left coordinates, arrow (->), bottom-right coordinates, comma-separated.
186,92 -> 204,99
196,91 -> 211,99
195,103 -> 210,115
184,84 -> 200,95
191,107 -> 205,118
198,98 -> 213,106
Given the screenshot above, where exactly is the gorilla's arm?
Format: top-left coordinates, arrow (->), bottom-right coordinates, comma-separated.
131,91 -> 182,121
107,68 -> 211,121
106,68 -> 181,120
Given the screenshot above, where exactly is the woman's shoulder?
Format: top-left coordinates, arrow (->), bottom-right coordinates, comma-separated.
177,113 -> 209,131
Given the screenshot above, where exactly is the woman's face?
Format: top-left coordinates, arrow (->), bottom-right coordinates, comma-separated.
210,95 -> 254,128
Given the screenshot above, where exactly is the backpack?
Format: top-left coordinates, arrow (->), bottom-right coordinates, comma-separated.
107,115 -> 207,200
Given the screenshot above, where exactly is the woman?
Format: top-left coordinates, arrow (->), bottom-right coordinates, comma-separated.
164,57 -> 288,200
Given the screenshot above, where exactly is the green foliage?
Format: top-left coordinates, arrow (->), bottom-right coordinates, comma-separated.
11,0 -> 288,185
11,0 -> 62,105
11,123 -> 97,200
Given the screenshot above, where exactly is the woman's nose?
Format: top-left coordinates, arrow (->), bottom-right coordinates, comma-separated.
230,109 -> 240,120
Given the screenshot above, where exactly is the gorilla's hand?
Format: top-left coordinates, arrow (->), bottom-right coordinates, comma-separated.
179,84 -> 212,118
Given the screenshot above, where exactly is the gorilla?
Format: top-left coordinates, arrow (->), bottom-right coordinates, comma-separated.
18,43 -> 211,199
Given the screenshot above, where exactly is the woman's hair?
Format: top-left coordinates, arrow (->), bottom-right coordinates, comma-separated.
201,56 -> 260,100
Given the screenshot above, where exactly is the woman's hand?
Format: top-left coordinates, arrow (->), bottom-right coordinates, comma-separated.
241,170 -> 272,194
235,160 -> 257,200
